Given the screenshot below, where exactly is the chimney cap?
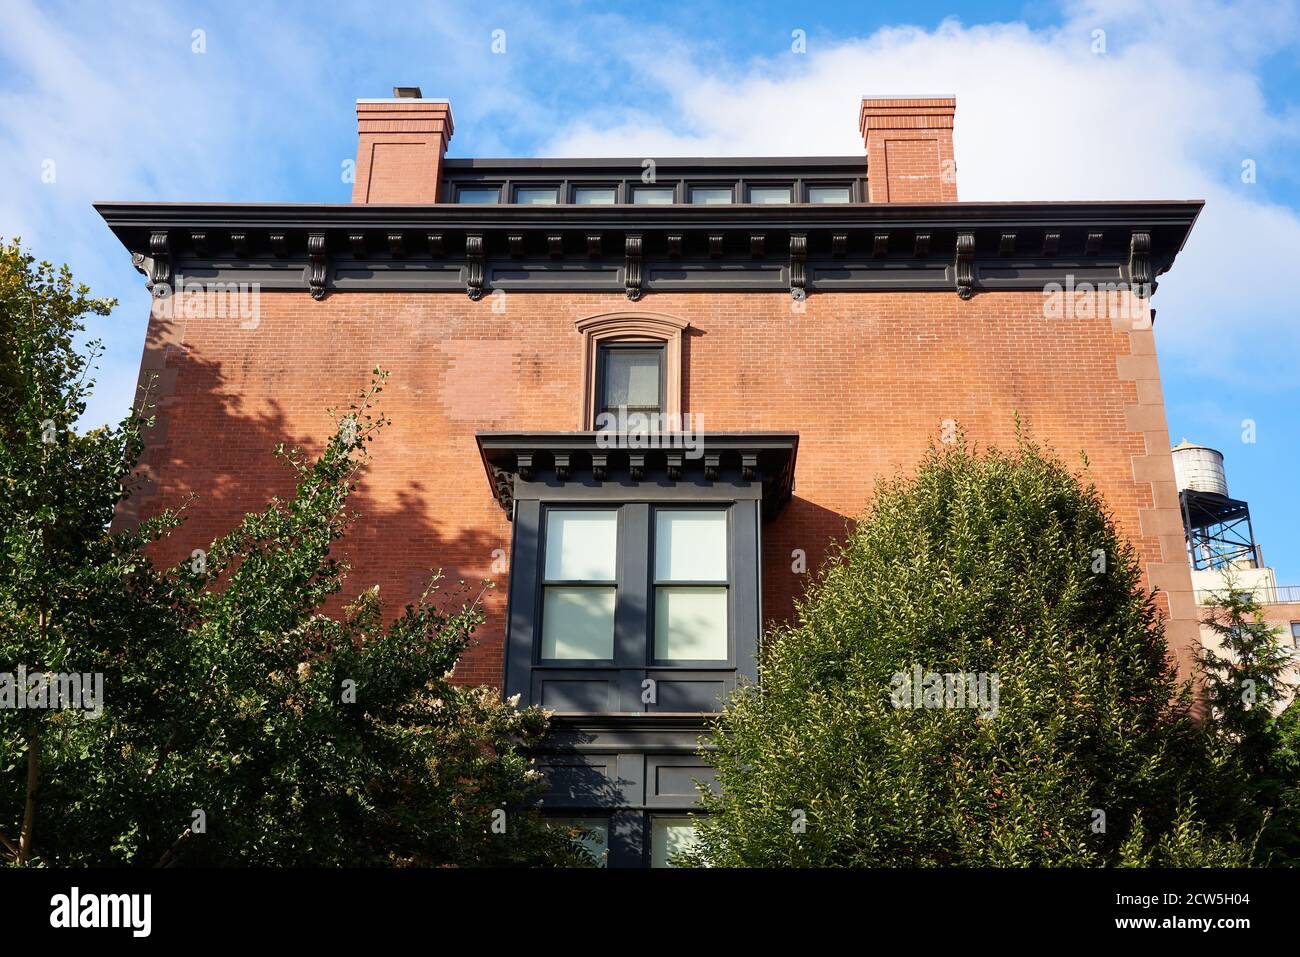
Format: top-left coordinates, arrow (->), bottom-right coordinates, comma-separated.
393,86 -> 423,98
860,94 -> 956,100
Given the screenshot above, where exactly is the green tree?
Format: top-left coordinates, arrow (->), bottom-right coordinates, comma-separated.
685,434 -> 1256,867
1196,582 -> 1300,865
0,239 -> 582,866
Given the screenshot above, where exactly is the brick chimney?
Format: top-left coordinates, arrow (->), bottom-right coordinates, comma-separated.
859,96 -> 957,203
351,90 -> 454,204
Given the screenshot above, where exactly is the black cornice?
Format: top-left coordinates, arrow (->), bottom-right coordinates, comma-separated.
95,199 -> 1203,233
475,431 -> 799,520
95,199 -> 1202,302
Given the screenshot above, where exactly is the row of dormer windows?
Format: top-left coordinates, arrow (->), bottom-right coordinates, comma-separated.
452,181 -> 853,205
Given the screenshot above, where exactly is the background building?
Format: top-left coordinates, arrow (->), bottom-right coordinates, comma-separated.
1174,440 -> 1300,701
99,90 -> 1204,865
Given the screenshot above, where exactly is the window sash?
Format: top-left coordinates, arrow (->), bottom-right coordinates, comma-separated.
632,187 -> 675,205
806,184 -> 851,204
649,815 -> 701,868
653,508 -> 730,663
456,187 -> 500,204
541,586 -> 616,660
572,186 -> 617,205
689,186 -> 733,204
540,509 -> 619,662
515,186 -> 559,205
551,817 -> 609,866
597,344 -> 665,418
749,185 -> 792,204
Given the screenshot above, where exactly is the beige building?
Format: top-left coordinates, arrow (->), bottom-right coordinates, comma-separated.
1175,441 -> 1300,708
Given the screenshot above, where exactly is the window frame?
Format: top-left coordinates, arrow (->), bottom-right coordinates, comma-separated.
650,505 -> 733,667
687,183 -> 736,205
574,312 -> 689,431
549,815 -> 611,867
454,184 -> 503,204
648,813 -> 702,868
537,505 -> 623,666
594,341 -> 667,423
534,501 -> 735,671
631,184 -> 678,205
513,184 -> 562,205
570,183 -> 621,205
804,181 -> 854,204
747,183 -> 794,204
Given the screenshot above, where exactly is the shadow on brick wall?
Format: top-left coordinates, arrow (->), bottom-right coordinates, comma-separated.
113,340 -> 511,688
761,495 -> 857,633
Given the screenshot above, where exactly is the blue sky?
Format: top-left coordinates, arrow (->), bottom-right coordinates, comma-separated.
2,0 -> 1298,580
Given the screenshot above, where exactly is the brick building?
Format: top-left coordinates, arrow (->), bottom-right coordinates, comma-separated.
98,91 -> 1203,866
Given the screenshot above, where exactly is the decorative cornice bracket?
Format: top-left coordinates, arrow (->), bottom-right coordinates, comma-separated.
789,233 -> 808,300
624,233 -> 643,301
131,230 -> 171,292
466,233 -> 485,300
1129,230 -> 1153,298
955,231 -> 975,300
307,232 -> 328,300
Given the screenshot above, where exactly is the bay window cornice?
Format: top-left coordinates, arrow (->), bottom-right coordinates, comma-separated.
475,431 -> 799,520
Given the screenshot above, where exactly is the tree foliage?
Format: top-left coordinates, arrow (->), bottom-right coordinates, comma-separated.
1196,582 -> 1300,865
0,239 -> 582,866
686,435 -> 1259,866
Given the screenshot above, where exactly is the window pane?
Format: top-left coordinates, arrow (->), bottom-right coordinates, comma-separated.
573,187 -> 617,205
655,510 -> 727,581
807,185 -> 850,204
651,816 -> 701,868
690,187 -> 732,205
553,818 -> 608,867
515,187 -> 558,205
655,587 -> 727,660
457,187 -> 500,204
545,510 -> 617,580
633,187 -> 674,205
603,350 -> 661,411
749,186 -> 791,204
542,587 -> 615,659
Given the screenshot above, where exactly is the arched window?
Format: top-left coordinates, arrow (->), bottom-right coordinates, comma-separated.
575,312 -> 689,430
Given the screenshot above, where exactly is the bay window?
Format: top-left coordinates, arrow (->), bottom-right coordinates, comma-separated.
478,430 -> 798,866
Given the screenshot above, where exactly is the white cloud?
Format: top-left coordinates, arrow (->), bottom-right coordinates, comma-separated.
538,2 -> 1300,388
2,0 -> 1296,423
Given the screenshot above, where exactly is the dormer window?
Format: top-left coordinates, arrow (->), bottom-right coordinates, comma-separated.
456,186 -> 500,204
807,184 -> 851,204
632,187 -> 675,205
515,186 -> 559,205
749,185 -> 792,204
573,186 -> 617,205
689,186 -> 733,205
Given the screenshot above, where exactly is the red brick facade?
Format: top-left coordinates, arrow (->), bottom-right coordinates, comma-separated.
124,284 -> 1201,687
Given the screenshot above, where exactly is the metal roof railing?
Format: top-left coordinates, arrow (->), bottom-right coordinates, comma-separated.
1195,584 -> 1300,606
